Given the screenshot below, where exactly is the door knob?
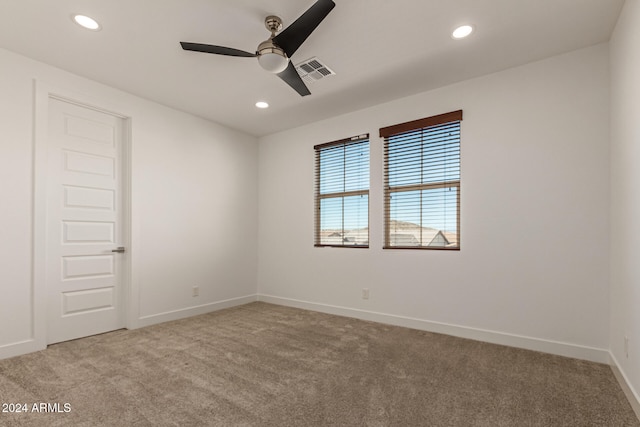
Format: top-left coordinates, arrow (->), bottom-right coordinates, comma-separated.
111,247 -> 126,253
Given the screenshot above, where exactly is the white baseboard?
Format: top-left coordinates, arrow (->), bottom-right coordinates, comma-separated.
134,294 -> 258,328
258,294 -> 610,364
0,339 -> 46,361
609,352 -> 640,420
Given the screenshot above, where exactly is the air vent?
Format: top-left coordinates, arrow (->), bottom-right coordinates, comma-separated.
295,57 -> 335,84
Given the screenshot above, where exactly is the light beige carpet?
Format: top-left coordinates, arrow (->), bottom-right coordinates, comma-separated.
0,302 -> 637,426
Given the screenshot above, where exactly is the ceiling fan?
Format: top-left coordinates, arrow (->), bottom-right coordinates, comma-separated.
180,0 -> 336,97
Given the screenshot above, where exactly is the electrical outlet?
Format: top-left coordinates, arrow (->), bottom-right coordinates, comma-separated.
192,286 -> 199,297
624,336 -> 629,358
362,288 -> 370,300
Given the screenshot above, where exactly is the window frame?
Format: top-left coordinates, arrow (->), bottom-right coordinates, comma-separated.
314,134 -> 370,248
380,110 -> 462,250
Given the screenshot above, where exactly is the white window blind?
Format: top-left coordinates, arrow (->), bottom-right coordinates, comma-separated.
380,111 -> 462,249
315,135 -> 369,247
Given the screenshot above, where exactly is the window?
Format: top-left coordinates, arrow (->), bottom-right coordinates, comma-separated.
380,110 -> 462,249
315,135 -> 369,247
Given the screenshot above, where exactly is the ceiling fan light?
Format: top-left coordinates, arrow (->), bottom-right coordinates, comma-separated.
258,52 -> 289,74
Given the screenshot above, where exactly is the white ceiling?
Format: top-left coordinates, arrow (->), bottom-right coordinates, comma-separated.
0,0 -> 624,137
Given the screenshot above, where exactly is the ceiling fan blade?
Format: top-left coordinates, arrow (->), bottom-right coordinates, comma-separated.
180,42 -> 257,57
272,0 -> 335,58
277,62 -> 311,96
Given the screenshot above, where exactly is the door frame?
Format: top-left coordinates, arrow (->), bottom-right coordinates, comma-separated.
33,80 -> 133,349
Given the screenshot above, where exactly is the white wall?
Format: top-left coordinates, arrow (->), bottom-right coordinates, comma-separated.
258,44 -> 611,362
610,0 -> 640,407
0,48 -> 258,358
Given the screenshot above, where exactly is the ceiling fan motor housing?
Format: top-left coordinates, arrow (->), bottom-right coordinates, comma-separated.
257,38 -> 289,73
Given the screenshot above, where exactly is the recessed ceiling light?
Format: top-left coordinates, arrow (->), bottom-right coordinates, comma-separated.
452,25 -> 474,39
255,101 -> 269,109
73,14 -> 101,31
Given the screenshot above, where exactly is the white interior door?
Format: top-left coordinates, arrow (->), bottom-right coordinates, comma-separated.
46,97 -> 127,344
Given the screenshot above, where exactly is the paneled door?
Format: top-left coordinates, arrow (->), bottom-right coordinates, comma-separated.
46,97 -> 127,344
